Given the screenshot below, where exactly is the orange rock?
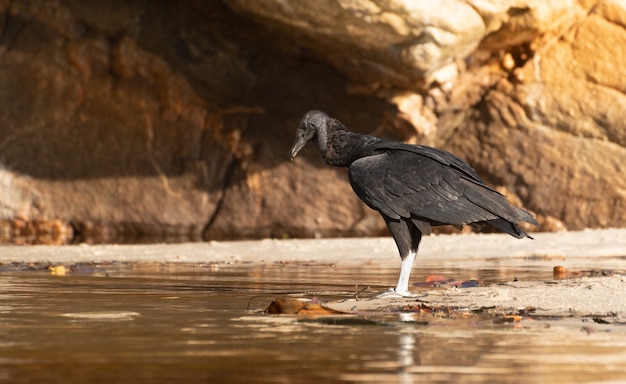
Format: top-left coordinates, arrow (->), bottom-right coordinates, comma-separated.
553,265 -> 569,279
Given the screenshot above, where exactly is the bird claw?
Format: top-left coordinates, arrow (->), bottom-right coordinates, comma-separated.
374,288 -> 427,299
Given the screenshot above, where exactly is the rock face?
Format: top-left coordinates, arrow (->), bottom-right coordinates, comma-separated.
0,0 -> 624,243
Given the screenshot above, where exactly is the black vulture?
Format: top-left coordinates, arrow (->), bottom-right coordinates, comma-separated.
289,110 -> 538,297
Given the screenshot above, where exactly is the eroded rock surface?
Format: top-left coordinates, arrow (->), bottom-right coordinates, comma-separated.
0,0 -> 624,243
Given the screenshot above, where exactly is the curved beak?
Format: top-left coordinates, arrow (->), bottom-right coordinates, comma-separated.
289,138 -> 307,161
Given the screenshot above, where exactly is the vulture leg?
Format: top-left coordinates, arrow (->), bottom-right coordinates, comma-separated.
383,216 -> 423,297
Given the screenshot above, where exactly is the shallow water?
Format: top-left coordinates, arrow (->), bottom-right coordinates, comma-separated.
1,262 -> 625,383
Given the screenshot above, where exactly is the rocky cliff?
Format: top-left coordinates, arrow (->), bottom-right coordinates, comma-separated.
0,0 -> 624,244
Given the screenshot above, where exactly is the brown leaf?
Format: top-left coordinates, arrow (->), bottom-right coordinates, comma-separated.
265,297 -> 343,315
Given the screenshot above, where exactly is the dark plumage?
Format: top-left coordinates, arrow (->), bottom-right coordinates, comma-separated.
289,110 -> 538,297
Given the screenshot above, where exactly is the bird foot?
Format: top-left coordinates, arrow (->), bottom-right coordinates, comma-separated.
374,288 -> 427,299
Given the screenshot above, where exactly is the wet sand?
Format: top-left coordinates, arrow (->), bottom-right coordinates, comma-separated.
2,228 -> 626,320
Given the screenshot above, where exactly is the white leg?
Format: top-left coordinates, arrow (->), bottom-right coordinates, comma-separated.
394,251 -> 416,297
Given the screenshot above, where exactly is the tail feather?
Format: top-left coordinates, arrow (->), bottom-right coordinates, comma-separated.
484,218 -> 534,239
517,207 -> 539,226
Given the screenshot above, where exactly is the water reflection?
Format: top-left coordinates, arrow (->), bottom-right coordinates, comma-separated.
0,263 -> 625,383
398,332 -> 416,384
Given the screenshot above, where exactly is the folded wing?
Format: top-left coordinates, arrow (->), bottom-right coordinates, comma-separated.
348,149 -> 536,238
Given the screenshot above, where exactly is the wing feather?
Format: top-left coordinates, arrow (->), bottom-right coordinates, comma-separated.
348,150 -> 504,225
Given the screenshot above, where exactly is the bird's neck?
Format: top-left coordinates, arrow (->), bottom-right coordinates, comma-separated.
313,125 -> 328,153
321,121 -> 381,167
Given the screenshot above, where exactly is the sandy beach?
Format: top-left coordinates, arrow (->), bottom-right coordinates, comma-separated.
2,228 -> 626,321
